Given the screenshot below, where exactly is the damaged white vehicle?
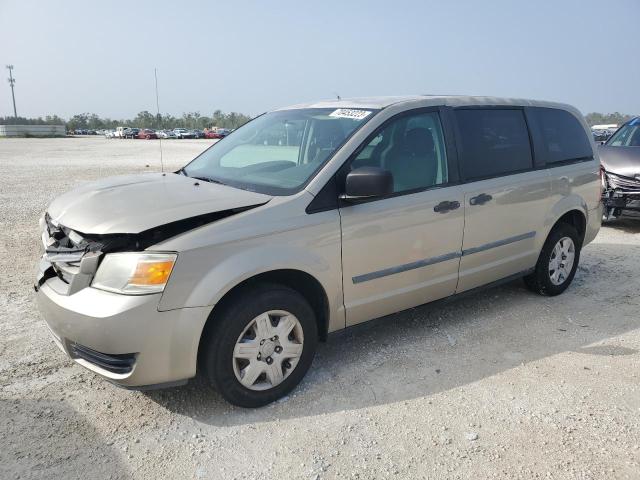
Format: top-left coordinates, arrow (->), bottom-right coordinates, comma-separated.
35,96 -> 601,407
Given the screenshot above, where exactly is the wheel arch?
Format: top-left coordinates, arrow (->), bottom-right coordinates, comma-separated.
197,269 -> 331,369
550,209 -> 587,245
545,193 -> 589,247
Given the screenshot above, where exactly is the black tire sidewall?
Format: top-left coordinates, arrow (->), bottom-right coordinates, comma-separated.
533,223 -> 581,296
203,284 -> 318,408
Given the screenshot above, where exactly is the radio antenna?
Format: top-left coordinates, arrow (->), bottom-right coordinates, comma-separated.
154,68 -> 164,173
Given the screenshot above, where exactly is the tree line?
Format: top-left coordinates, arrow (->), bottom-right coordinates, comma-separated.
583,112 -> 635,127
0,110 -> 252,131
1,111 -> 637,130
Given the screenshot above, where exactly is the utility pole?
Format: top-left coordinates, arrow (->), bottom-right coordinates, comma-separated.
6,65 -> 17,118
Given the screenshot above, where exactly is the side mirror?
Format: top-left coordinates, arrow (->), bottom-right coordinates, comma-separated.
342,167 -> 393,201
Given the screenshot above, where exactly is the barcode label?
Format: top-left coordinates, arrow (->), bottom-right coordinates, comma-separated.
329,109 -> 372,121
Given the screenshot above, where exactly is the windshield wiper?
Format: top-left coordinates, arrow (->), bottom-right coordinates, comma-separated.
190,175 -> 227,186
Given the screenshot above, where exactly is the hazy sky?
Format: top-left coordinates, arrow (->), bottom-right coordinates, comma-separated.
1,0 -> 638,119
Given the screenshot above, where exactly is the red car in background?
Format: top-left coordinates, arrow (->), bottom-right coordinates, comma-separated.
205,129 -> 230,139
138,129 -> 158,140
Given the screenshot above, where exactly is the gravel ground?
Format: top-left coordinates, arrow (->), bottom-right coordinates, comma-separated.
1,137 -> 639,480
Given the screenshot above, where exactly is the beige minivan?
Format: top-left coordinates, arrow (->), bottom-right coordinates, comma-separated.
35,96 -> 601,407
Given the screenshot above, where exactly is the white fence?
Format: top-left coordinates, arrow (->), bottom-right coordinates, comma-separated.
0,124 -> 66,137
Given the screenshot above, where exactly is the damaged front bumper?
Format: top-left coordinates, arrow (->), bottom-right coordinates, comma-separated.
35,214 -> 211,388
601,171 -> 640,219
36,281 -> 210,387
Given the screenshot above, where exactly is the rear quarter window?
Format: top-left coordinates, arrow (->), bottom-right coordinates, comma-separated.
530,107 -> 593,165
454,109 -> 533,181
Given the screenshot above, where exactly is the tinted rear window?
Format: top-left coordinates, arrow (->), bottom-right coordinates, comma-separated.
531,107 -> 592,164
455,109 -> 533,181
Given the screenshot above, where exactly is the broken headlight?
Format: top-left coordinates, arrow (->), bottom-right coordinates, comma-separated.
92,252 -> 177,295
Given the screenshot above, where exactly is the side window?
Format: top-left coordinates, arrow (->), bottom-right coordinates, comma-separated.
531,107 -> 593,164
455,109 -> 533,181
352,132 -> 383,165
351,111 -> 449,193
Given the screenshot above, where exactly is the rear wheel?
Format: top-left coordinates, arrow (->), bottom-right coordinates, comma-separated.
524,223 -> 581,296
201,284 -> 317,407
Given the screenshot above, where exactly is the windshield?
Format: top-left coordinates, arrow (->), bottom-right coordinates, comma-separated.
606,119 -> 640,147
183,107 -> 378,195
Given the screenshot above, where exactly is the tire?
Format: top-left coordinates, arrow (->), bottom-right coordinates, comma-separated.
524,222 -> 581,296
201,283 -> 318,407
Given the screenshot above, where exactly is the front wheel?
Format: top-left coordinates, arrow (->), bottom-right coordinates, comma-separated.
201,284 -> 318,407
524,223 -> 581,296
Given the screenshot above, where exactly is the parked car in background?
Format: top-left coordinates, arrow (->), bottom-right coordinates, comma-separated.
124,128 -> 140,139
205,128 -> 230,139
115,127 -> 130,139
156,130 -> 177,139
592,129 -> 611,143
600,117 -> 640,220
173,128 -> 195,139
138,129 -> 158,140
193,129 -> 205,139
35,96 -> 600,407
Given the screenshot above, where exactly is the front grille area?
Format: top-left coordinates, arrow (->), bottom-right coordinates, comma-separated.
38,215 -> 103,295
70,343 -> 137,374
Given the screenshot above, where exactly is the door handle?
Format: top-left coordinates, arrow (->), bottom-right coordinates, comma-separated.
433,200 -> 461,213
469,193 -> 493,206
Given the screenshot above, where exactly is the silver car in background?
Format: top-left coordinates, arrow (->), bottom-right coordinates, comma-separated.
173,128 -> 195,139
35,96 -> 601,407
599,117 -> 640,219
157,130 -> 178,139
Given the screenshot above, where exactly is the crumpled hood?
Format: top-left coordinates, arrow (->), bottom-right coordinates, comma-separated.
599,145 -> 640,178
47,173 -> 271,234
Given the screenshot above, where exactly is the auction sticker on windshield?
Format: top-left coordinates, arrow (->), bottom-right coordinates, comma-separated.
329,109 -> 372,121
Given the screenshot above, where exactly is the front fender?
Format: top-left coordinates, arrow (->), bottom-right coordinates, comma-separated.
184,245 -> 332,308
156,208 -> 344,332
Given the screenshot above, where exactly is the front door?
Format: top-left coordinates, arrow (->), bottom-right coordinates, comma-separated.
339,109 -> 465,326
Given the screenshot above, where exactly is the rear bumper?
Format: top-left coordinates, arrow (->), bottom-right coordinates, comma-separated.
36,281 -> 211,387
584,203 -> 602,246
